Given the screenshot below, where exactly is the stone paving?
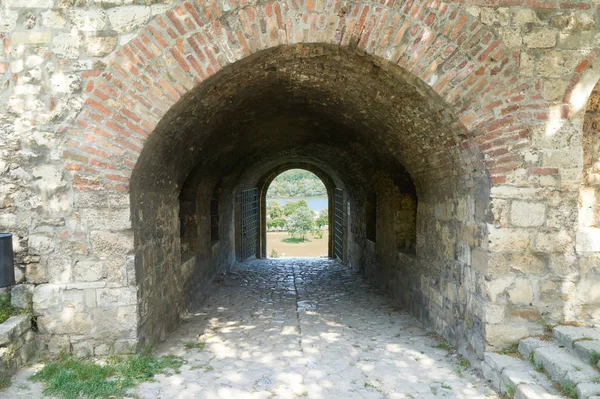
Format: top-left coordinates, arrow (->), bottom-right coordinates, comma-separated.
3,258 -> 499,398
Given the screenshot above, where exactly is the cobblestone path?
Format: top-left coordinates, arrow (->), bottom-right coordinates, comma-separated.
133,258 -> 497,399
4,258 -> 499,399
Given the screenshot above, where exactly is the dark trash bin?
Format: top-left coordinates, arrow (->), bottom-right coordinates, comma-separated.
0,233 -> 15,288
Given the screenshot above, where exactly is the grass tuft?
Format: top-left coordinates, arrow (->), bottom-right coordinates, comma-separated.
0,293 -> 25,324
29,347 -> 183,399
499,342 -> 520,357
560,382 -> 578,399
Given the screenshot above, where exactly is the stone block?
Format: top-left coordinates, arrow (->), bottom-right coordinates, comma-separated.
510,201 -> 545,227
515,384 -> 562,399
532,231 -> 573,253
33,284 -> 61,315
576,229 -> 600,253
0,10 -> 18,32
0,315 -> 30,346
5,0 -> 53,6
574,340 -> 600,362
28,234 -> 55,255
508,278 -> 533,305
90,231 -> 134,257
96,287 -> 137,307
52,32 -> 81,59
107,6 -> 151,33
509,253 -> 545,275
488,227 -> 530,252
84,35 -> 118,57
50,73 -> 82,94
47,256 -> 72,284
486,323 -> 530,347
69,10 -> 108,32
79,208 -> 131,231
518,337 -> 553,359
577,383 -> 600,398
523,28 -> 557,48
553,325 -> 600,349
538,51 -> 584,77
10,284 -> 34,309
73,260 -> 105,282
10,32 -> 52,45
41,10 -> 65,29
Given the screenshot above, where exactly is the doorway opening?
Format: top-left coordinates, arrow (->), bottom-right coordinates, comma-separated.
265,169 -> 329,258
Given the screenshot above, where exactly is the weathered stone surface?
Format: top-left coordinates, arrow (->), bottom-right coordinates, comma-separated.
553,325 -> 600,349
79,208 -> 131,231
84,35 -> 117,57
73,260 -> 105,282
488,228 -> 530,251
10,284 -> 34,309
0,315 -> 30,346
107,6 -> 150,33
0,10 -> 18,32
511,201 -> 545,227
90,231 -> 133,257
69,9 -> 107,31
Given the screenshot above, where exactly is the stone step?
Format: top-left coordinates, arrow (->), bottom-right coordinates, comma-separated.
482,352 -> 563,398
528,343 -> 600,396
552,326 -> 600,367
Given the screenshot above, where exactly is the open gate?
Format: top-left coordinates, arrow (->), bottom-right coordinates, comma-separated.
240,188 -> 259,260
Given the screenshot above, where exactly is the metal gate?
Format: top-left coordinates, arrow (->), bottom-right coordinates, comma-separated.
240,188 -> 259,260
334,188 -> 344,260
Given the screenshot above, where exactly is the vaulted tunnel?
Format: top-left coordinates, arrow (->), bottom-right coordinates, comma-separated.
130,44 -> 490,358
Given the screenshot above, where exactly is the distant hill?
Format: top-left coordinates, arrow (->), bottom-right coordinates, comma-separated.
267,169 -> 326,198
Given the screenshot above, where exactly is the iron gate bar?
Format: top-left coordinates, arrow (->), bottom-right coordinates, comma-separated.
334,188 -> 344,261
240,188 -> 259,261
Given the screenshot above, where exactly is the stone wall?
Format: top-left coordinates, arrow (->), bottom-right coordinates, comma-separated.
0,315 -> 36,382
0,0 -> 598,358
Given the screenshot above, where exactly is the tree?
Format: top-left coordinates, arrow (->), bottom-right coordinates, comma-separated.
285,207 -> 315,241
267,200 -> 283,219
315,208 -> 328,228
283,200 -> 308,216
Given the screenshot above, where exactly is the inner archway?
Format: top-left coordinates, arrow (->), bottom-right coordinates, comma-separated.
264,168 -> 331,258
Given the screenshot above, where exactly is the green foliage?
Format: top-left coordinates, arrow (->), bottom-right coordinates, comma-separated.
283,200 -> 308,216
267,169 -> 326,198
590,350 -> 600,365
312,229 -> 323,239
0,293 -> 24,324
267,200 -> 283,219
315,208 -> 328,228
285,207 -> 315,241
270,249 -> 280,258
30,347 -> 183,399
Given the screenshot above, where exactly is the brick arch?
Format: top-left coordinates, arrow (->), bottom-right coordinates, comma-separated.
58,0 -> 550,353
64,0 -> 540,192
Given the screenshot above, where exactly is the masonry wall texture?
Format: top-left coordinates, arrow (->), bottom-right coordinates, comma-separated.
0,0 -> 599,362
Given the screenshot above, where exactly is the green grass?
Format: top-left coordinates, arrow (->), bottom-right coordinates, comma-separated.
29,348 -> 183,399
184,341 -> 205,351
560,382 -> 577,399
499,341 -> 520,357
282,237 -> 310,244
0,293 -> 24,324
590,350 -> 600,365
504,384 -> 515,398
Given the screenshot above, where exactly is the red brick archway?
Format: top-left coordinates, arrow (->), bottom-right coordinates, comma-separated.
63,0 -> 545,190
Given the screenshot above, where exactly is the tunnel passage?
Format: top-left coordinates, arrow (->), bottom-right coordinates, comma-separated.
130,44 -> 490,358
